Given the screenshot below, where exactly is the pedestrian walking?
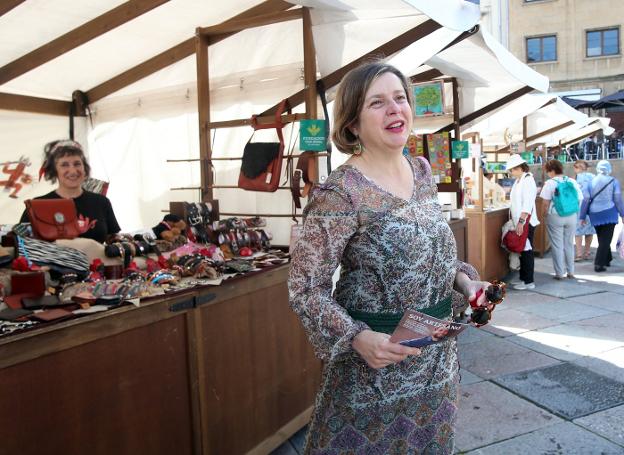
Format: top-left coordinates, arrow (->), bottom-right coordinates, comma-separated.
579,160 -> 624,272
573,160 -> 596,261
539,160 -> 583,279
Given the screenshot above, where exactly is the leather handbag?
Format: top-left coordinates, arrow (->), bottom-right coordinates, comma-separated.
25,199 -> 80,241
238,100 -> 290,192
503,215 -> 531,253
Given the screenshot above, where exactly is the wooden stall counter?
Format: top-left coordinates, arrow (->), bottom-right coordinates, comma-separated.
533,197 -> 550,257
448,218 -> 468,262
0,265 -> 321,455
466,207 -> 510,282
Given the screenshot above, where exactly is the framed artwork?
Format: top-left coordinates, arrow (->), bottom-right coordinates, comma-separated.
427,132 -> 452,183
412,81 -> 445,117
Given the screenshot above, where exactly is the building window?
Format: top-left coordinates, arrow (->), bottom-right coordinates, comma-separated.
586,28 -> 620,57
526,35 -> 557,62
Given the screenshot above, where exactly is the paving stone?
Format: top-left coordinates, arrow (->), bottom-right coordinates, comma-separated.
574,404 -> 624,447
458,335 -> 560,379
463,422 -> 624,455
481,308 -> 558,337
567,291 -> 624,313
457,325 -> 496,346
530,280 -> 605,298
455,381 -> 561,453
495,290 -> 561,311
494,363 -> 624,419
509,323 -> 624,361
573,347 -> 624,383
459,369 -> 483,385
512,297 -> 613,323
568,312 -> 624,343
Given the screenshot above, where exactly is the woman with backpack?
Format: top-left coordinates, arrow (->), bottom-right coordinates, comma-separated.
539,160 -> 583,279
579,160 -> 624,272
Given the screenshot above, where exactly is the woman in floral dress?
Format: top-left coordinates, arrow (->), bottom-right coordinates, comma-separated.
289,62 -> 489,454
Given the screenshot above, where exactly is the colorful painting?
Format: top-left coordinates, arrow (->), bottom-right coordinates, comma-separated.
427,132 -> 452,183
404,134 -> 425,158
412,81 -> 444,117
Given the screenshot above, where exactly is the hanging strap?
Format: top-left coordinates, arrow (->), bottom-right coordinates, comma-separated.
316,80 -> 332,175
589,178 -> 615,208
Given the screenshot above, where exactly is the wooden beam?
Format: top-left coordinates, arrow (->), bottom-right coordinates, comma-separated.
0,0 -> 26,17
0,92 -> 70,116
198,8 -> 301,36
438,25 -> 479,53
560,126 -> 601,147
495,120 -> 576,152
302,7 -> 317,120
261,19 -> 443,116
196,33 -> 212,203
86,0 -> 293,103
0,0 -> 170,85
436,85 -> 535,133
410,69 -> 444,83
208,113 -> 306,129
526,120 -> 575,143
87,38 -> 194,103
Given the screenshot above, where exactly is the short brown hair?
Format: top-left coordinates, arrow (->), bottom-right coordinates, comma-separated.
41,140 -> 91,183
513,162 -> 530,173
331,61 -> 413,154
573,159 -> 589,171
544,159 -> 563,175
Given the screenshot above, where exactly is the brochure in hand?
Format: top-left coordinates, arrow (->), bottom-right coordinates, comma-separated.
389,309 -> 469,348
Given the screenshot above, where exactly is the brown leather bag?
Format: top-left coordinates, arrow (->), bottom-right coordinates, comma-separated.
238,100 -> 290,192
25,199 -> 80,241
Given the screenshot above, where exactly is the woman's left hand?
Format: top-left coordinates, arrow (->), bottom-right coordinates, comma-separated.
461,279 -> 491,307
515,222 -> 524,235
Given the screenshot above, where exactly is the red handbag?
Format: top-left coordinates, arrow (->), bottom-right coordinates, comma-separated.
238,100 -> 290,192
24,199 -> 80,241
503,215 -> 531,253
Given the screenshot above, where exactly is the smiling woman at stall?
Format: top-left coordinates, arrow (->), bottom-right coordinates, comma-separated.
20,140 -> 120,243
289,61 -> 488,454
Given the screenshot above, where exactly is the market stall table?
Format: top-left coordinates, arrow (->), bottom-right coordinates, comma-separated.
0,264 -> 321,455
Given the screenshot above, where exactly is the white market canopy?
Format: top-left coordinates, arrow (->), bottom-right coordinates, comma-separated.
405,27 -> 549,134
464,94 -> 590,149
0,0 -> 553,244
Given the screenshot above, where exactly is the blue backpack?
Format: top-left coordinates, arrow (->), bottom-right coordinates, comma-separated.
552,176 -> 579,216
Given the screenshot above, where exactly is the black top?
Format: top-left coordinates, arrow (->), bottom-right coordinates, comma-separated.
21,190 -> 121,243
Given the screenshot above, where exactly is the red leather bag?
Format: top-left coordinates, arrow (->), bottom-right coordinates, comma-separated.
503,215 -> 531,253
24,199 -> 80,241
238,100 -> 289,192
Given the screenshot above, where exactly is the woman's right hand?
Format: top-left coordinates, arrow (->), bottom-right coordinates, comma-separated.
352,330 -> 421,369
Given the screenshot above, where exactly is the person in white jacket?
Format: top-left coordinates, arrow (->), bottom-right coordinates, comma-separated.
506,154 -> 540,290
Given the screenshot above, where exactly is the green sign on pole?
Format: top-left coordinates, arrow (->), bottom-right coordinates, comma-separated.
299,119 -> 326,152
451,140 -> 469,159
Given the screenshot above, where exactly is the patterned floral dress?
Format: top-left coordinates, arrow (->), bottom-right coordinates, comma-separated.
289,156 -> 478,454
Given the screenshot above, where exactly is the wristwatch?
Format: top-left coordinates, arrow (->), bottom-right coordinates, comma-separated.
518,218 -> 526,224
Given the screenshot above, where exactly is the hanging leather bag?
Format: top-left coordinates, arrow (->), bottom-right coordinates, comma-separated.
25,199 -> 80,241
238,100 -> 289,192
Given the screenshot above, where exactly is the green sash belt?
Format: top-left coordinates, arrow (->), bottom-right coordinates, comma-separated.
347,296 -> 452,334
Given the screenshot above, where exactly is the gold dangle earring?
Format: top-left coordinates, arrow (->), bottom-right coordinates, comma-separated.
353,139 -> 363,156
